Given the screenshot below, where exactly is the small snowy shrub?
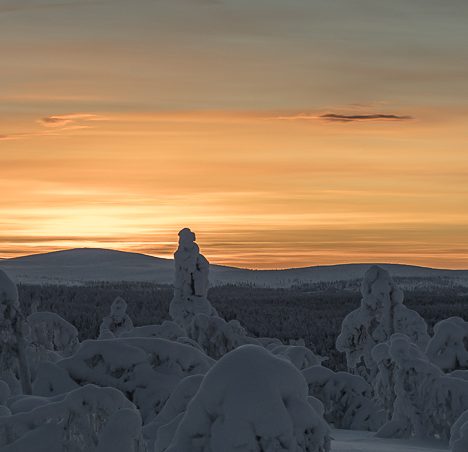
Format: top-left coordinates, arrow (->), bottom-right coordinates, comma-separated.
376,334 -> 468,440
157,345 -> 330,452
27,311 -> 80,379
99,296 -> 134,338
28,312 -> 79,356
426,317 -> 468,372
187,313 -> 256,359
302,365 -> 385,431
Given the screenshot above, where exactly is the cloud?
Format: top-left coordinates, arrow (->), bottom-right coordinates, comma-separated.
0,113 -> 107,142
319,113 -> 413,123
0,0 -> 104,14
272,111 -> 413,123
39,113 -> 107,128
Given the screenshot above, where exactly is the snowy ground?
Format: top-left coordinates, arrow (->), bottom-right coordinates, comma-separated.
331,429 -> 449,452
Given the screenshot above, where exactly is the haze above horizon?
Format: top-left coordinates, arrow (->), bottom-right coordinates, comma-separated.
1,1 -> 468,269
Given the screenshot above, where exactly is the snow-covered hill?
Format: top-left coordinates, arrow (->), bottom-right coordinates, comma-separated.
1,248 -> 468,287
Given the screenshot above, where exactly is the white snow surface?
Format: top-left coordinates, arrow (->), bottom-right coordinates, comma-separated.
331,429 -> 448,452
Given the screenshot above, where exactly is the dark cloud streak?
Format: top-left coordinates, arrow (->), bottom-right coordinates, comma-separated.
320,113 -> 413,123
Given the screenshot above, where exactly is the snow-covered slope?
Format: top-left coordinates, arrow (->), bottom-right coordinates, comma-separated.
1,248 -> 468,287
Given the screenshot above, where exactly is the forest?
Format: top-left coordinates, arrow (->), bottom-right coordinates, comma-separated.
18,278 -> 468,371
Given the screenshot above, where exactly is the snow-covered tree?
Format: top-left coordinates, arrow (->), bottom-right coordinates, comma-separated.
33,337 -> 214,423
187,313 -> 256,359
99,296 -> 134,338
426,317 -> 468,372
336,265 -> 429,382
376,334 -> 468,440
169,228 -> 217,329
0,269 -> 32,395
27,312 -> 80,379
269,344 -> 325,371
0,384 -> 146,452
302,365 -> 385,431
156,345 -> 330,452
371,341 -> 397,421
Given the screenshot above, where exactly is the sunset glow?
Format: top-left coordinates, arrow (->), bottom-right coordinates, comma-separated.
1,1 -> 468,268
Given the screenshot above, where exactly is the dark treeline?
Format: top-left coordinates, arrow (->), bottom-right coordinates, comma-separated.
18,279 -> 468,371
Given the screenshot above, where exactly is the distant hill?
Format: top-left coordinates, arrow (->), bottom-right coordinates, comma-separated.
1,248 -> 468,287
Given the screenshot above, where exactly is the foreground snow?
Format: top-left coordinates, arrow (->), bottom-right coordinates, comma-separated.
331,429 -> 449,452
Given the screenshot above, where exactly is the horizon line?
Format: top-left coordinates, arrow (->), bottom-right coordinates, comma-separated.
1,246 -> 467,273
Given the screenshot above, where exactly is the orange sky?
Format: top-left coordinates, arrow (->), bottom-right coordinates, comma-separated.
1,1 -> 468,269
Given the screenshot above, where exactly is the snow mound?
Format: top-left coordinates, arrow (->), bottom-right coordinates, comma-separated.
33,337 -> 213,423
143,374 -> 204,444
158,345 -> 330,452
0,384 -> 146,452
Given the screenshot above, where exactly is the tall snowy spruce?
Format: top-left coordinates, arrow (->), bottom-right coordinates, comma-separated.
336,265 -> 429,382
169,228 -> 254,359
0,270 -> 31,395
169,228 -> 217,329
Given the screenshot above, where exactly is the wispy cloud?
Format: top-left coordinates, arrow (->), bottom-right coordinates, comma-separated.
39,113 -> 108,128
272,111 -> 413,123
0,113 -> 108,142
320,113 -> 413,123
0,0 -> 104,14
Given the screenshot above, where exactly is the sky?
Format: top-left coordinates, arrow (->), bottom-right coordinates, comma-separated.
1,0 -> 468,269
